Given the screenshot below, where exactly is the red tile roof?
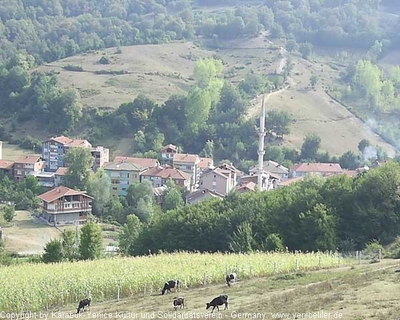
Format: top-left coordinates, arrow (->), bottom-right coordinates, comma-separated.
38,186 -> 92,203
142,166 -> 190,181
290,163 -> 343,173
50,135 -> 72,145
173,153 -> 200,164
46,136 -> 91,148
235,181 -> 257,193
160,144 -> 178,152
198,157 -> 214,169
277,177 -> 304,187
55,167 -> 69,176
66,139 -> 91,148
0,160 -> 14,169
113,156 -> 158,168
15,155 -> 43,164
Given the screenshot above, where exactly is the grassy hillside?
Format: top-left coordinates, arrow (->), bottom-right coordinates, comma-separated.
41,260 -> 400,320
32,36 -> 398,157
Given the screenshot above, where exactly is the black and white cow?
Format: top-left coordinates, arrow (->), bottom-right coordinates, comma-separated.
162,280 -> 180,295
225,273 -> 237,287
173,297 -> 185,310
76,298 -> 91,314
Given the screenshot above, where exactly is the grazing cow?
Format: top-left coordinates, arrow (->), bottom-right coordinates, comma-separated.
76,298 -> 91,314
225,272 -> 237,287
162,280 -> 180,295
206,295 -> 229,313
173,297 -> 185,310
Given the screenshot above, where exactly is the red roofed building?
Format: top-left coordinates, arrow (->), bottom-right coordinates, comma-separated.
160,144 -> 178,161
38,186 -> 93,226
290,163 -> 343,178
141,166 -> 191,190
13,155 -> 45,182
173,153 -> 200,191
113,156 -> 159,169
0,160 -> 15,177
235,181 -> 257,193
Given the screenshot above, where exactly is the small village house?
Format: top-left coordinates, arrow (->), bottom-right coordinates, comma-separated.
290,163 -> 343,178
160,144 -> 178,162
91,146 -> 110,172
54,167 -> 68,186
42,135 -> 109,172
250,160 -> 289,181
37,186 -> 93,226
13,155 -> 45,182
103,161 -> 146,196
199,166 -> 236,196
113,156 -> 159,170
173,153 -> 201,191
186,188 -> 224,205
140,165 -> 191,190
0,160 -> 14,177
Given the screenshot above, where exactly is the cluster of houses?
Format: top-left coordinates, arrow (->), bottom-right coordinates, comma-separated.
0,137 -> 377,226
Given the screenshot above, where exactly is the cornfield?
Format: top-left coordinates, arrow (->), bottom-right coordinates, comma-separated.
0,251 -> 351,312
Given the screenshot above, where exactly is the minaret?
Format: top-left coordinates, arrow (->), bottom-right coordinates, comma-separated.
256,95 -> 268,190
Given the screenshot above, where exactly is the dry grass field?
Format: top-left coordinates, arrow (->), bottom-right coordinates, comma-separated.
35,42 -> 214,108
249,54 -> 397,156
32,36 -> 398,157
2,211 -> 116,255
1,142 -> 38,161
40,260 -> 400,320
1,211 -> 67,254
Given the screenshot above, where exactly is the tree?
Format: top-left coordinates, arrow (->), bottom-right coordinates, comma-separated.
42,239 -> 63,263
62,229 -> 79,261
299,203 -> 337,251
263,233 -> 285,251
63,147 -> 94,190
300,133 -> 321,160
193,58 -> 223,89
118,214 -> 142,256
310,75 -> 319,88
87,169 -> 111,217
2,205 -> 15,222
79,221 -> 103,260
266,110 -> 292,139
286,39 -> 298,52
299,42 -> 313,60
163,187 -> 184,212
229,222 -> 254,253
358,139 -> 370,153
339,151 -> 361,170
126,181 -> 154,223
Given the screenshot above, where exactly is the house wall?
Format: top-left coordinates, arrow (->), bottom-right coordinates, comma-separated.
174,162 -> 199,191
42,140 -> 65,172
13,161 -> 45,181
200,173 -> 229,195
107,169 -> 141,196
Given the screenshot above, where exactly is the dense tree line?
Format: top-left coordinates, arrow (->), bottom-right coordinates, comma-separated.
329,57 -> 400,154
0,0 -> 389,66
127,161 -> 400,255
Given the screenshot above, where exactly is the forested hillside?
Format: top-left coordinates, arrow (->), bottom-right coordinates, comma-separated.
0,0 -> 398,166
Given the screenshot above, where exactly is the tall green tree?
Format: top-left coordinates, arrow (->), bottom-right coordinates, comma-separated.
63,147 -> 94,190
300,133 -> 321,160
118,214 -> 142,256
87,168 -> 111,217
42,239 -> 63,263
79,221 -> 103,260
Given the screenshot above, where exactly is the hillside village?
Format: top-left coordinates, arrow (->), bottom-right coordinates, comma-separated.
0,135 -> 380,227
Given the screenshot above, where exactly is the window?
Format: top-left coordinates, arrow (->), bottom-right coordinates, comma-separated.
112,187 -> 117,191
212,181 -> 217,186
16,170 -> 22,175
